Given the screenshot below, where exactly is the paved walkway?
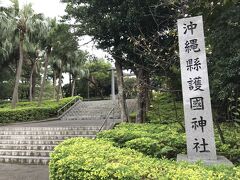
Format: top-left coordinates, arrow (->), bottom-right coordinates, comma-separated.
0,163 -> 49,180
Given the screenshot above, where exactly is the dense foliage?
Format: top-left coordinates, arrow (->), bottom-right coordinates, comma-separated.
98,123 -> 186,159
147,92 -> 184,124
97,93 -> 240,165
78,59 -> 112,99
50,137 -> 240,180
98,122 -> 240,165
0,96 -> 79,124
50,92 -> 239,179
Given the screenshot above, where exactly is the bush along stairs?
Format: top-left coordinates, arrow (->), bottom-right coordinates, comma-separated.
0,100 -> 130,165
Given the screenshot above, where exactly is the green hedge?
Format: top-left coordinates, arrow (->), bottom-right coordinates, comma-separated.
97,123 -> 240,165
97,123 -> 186,159
49,138 -> 240,180
0,107 -> 52,123
0,96 -> 80,124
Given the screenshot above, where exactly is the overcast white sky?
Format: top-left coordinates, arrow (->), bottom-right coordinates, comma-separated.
19,0 -> 66,18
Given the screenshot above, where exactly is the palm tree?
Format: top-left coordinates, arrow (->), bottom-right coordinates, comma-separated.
71,67 -> 87,97
50,23 -> 78,101
38,18 -> 57,105
27,45 -> 41,101
11,2 -> 46,108
49,56 -> 61,99
69,50 -> 88,96
37,46 -> 51,104
0,1 -> 17,65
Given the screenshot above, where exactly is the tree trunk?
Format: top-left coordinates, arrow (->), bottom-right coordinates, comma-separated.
32,66 -> 37,100
60,84 -> 63,99
99,89 -> 104,100
57,61 -> 63,102
53,70 -> 56,99
146,76 -> 151,112
11,32 -> 24,108
71,77 -> 76,97
135,68 -> 149,123
29,60 -> 37,101
115,61 -> 129,122
38,47 -> 51,106
69,72 -> 73,94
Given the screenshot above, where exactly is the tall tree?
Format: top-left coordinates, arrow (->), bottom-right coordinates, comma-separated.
50,23 -> 78,101
38,18 -> 57,105
9,2 -> 47,108
68,50 -> 88,97
63,0 -> 179,122
0,1 -> 18,68
83,59 -> 112,100
26,43 -> 40,101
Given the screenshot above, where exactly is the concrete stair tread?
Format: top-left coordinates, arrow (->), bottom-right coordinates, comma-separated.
0,134 -> 96,138
0,144 -> 56,150
0,155 -> 50,159
0,140 -> 62,145
0,149 -> 52,153
0,131 -> 97,135
0,126 -> 100,130
0,149 -> 51,157
0,155 -> 50,165
0,144 -> 56,147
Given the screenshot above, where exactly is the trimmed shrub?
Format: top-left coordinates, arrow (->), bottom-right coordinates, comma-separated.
98,123 -> 240,165
0,96 -> 80,124
97,123 -> 186,159
0,107 -> 52,123
49,137 -> 240,180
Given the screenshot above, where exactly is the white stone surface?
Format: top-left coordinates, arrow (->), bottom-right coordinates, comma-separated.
177,16 -> 217,160
177,154 -> 233,166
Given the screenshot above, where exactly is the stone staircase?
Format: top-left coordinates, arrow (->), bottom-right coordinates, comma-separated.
0,99 -> 136,165
0,126 -> 99,165
60,100 -> 121,121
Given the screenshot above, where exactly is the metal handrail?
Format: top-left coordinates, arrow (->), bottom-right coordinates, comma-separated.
98,107 -> 115,132
57,96 -> 81,116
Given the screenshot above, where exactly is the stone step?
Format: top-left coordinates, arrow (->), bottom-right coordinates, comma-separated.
65,113 -> 106,116
0,126 -> 100,131
64,115 -> 105,120
0,149 -> 51,157
0,144 -> 56,150
0,134 -> 96,140
0,155 -> 50,165
0,130 -> 97,135
0,140 -> 62,145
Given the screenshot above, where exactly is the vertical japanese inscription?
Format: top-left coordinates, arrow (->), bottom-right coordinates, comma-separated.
177,16 -> 217,160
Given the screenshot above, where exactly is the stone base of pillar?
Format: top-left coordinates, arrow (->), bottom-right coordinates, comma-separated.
177,154 -> 233,166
